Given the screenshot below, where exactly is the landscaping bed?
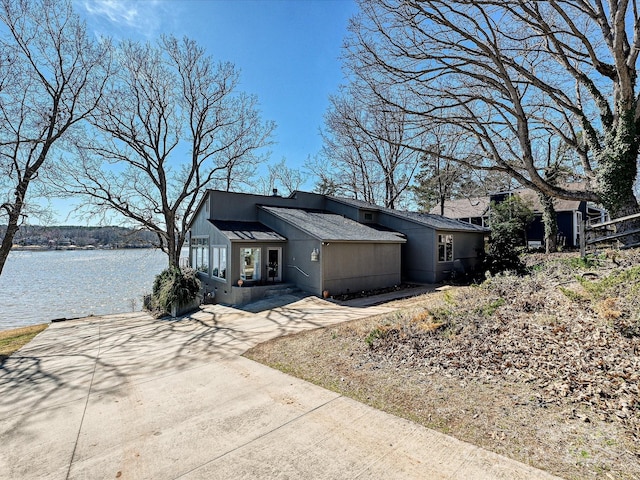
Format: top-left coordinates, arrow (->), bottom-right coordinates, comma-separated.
330,283 -> 421,301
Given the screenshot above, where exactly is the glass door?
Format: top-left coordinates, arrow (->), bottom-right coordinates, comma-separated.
266,247 -> 281,282
240,248 -> 261,281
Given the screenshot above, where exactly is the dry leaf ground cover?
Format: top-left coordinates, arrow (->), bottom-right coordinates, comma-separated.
246,249 -> 640,479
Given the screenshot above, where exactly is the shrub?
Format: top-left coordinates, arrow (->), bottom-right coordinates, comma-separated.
149,266 -> 201,315
482,196 -> 534,275
564,254 -> 603,269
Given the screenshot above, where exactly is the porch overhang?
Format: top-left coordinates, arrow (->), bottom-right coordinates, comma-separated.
210,220 -> 286,242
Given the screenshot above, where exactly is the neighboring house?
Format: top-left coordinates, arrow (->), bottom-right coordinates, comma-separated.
430,197 -> 491,227
431,188 -> 608,248
188,189 -> 487,305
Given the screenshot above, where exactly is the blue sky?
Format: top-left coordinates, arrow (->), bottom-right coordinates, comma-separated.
45,0 -> 358,224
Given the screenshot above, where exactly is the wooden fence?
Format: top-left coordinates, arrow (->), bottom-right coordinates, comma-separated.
580,211 -> 640,256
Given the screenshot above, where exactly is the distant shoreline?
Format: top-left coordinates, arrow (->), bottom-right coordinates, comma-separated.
11,245 -> 159,251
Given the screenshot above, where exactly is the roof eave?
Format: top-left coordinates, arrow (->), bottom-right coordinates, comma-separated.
321,238 -> 407,244
227,237 -> 287,243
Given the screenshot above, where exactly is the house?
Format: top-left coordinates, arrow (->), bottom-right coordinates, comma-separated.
430,188 -> 608,248
430,196 -> 490,227
188,190 -> 487,305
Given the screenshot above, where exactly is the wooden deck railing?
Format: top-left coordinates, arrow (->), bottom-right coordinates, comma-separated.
580,211 -> 640,256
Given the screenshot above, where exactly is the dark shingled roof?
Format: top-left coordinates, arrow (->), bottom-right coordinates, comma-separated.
392,210 -> 488,232
210,220 -> 286,242
428,197 -> 490,219
329,196 -> 488,233
259,206 -> 406,242
430,185 -> 598,219
516,188 -> 582,213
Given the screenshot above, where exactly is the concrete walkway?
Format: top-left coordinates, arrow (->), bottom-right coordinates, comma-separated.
0,296 -> 561,479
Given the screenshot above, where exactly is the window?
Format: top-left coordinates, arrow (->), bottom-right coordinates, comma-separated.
438,234 -> 453,262
212,246 -> 227,280
190,237 -> 209,274
240,248 -> 261,281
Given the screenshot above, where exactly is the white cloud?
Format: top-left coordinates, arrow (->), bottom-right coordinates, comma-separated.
81,0 -> 140,26
76,0 -> 169,39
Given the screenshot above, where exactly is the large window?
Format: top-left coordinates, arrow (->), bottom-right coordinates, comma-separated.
240,248 -> 261,281
438,234 -> 453,262
212,246 -> 227,280
190,237 -> 209,274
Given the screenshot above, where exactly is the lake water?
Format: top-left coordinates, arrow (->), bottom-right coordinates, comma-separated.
0,249 -> 171,331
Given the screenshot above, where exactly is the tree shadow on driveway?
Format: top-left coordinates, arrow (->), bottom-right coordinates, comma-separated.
0,297 -> 391,421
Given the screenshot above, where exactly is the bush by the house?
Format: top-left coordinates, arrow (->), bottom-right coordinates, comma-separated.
482,196 -> 534,275
147,266 -> 201,316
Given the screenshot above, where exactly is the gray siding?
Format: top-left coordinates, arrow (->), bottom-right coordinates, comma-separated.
286,238 -> 322,295
258,208 -> 322,294
377,213 -> 485,283
324,197 -> 359,221
209,190 -> 324,222
258,207 -> 403,296
432,230 -> 485,282
322,243 -> 401,295
377,212 -> 436,282
188,190 -> 487,304
191,197 -> 233,303
190,192 -> 212,237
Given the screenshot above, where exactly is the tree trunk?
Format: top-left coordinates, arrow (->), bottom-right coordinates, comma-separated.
166,235 -> 179,269
165,224 -> 187,270
0,213 -> 20,276
598,111 -> 640,245
0,179 -> 29,277
539,193 -> 558,253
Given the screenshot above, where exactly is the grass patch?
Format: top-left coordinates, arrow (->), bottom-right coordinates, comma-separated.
578,265 -> 640,300
479,298 -> 505,316
563,254 -> 603,269
558,286 -> 585,302
365,326 -> 388,347
0,324 -> 48,361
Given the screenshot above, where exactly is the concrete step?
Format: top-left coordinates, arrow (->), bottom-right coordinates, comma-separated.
263,284 -> 300,297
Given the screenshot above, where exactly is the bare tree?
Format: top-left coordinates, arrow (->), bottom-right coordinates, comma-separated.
412,154 -> 465,215
54,36 -> 275,267
0,0 -> 110,276
255,158 -> 308,196
347,0 -> 640,238
320,83 -> 422,208
411,124 -> 479,214
272,158 -> 308,196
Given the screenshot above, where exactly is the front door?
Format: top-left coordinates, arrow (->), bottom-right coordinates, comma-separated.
267,247 -> 281,282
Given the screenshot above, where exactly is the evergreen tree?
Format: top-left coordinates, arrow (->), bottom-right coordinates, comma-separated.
484,196 -> 534,274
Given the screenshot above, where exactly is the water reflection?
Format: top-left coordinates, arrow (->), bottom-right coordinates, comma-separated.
0,249 -> 169,330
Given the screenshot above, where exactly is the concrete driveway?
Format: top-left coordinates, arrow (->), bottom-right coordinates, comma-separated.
0,296 -> 560,479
